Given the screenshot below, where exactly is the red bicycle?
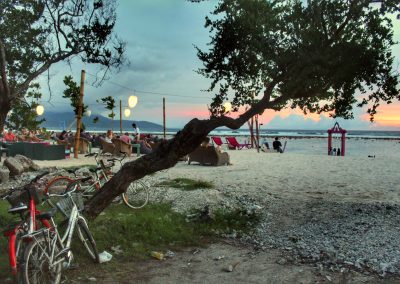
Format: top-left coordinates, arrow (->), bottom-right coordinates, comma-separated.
1,171 -> 52,280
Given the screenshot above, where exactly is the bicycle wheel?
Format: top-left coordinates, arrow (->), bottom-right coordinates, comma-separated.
76,218 -> 100,263
21,235 -> 62,284
122,180 -> 150,209
44,176 -> 75,208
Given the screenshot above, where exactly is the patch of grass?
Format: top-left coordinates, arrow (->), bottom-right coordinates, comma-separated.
0,200 -> 259,281
155,178 -> 213,190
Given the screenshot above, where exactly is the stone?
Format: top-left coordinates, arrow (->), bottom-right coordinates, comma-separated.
0,166 -> 10,183
4,157 -> 25,176
15,155 -> 40,171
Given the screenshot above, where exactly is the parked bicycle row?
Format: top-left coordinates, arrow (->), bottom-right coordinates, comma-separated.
1,151 -> 150,283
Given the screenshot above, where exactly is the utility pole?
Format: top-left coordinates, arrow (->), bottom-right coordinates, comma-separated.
119,99 -> 122,134
74,70 -> 85,158
163,97 -> 166,139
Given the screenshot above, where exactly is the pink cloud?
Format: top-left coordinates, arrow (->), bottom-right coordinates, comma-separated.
360,103 -> 400,127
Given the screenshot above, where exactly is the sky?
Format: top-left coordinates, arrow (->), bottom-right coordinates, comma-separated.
37,0 -> 400,130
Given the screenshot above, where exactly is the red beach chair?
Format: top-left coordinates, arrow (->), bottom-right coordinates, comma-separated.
225,137 -> 251,150
211,136 -> 224,147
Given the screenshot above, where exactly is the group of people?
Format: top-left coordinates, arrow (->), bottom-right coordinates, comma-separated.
262,137 -> 284,153
1,128 -> 45,143
101,123 -> 160,154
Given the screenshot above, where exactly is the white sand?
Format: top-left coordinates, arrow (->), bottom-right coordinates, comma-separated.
33,139 -> 400,205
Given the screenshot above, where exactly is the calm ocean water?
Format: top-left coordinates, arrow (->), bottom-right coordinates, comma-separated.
61,127 -> 399,157
51,125 -> 400,139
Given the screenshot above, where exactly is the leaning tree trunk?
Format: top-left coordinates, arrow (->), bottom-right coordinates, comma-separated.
0,93 -> 11,132
84,82 -> 280,219
84,118 -> 214,219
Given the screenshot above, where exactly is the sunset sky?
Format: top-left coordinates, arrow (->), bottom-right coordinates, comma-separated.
37,0 -> 400,130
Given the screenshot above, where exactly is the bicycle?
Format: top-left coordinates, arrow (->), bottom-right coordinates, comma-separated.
44,152 -> 150,209
1,171 -> 52,281
20,177 -> 99,284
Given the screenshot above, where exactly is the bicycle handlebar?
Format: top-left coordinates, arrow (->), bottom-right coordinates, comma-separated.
47,176 -> 92,197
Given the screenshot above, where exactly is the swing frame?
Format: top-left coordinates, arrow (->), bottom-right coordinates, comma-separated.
327,122 -> 347,156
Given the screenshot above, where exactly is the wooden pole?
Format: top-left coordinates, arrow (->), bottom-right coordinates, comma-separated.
163,97 -> 166,139
74,70 -> 85,159
119,99 -> 122,134
255,115 -> 260,153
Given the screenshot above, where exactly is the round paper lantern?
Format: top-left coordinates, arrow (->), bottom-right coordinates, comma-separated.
128,95 -> 138,108
36,105 -> 44,116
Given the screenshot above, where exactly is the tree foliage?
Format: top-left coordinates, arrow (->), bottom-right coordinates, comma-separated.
74,1 -> 400,218
0,0 -> 126,130
97,96 -> 116,120
62,76 -> 88,116
196,0 -> 400,121
6,84 -> 45,131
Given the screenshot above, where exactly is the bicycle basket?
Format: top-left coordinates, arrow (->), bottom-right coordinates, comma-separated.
56,192 -> 84,218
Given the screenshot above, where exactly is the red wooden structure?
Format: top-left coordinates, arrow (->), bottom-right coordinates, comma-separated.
327,122 -> 347,156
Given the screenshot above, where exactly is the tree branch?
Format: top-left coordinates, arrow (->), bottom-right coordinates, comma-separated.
84,79 -> 287,218
14,50 -> 78,98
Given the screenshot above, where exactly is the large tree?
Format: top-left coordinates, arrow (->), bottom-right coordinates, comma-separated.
84,0 -> 400,218
0,0 -> 125,131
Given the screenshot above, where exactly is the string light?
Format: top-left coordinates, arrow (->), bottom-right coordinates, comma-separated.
36,105 -> 44,115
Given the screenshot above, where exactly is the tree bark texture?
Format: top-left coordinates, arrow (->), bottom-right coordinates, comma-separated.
0,40 -> 11,132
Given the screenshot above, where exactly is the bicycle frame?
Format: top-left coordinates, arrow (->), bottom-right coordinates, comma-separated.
3,191 -> 52,277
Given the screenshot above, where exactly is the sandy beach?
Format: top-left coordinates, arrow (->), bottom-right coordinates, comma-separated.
34,138 -> 400,205
24,138 -> 400,282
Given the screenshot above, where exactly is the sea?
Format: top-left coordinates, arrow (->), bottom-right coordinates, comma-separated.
50,127 -> 400,157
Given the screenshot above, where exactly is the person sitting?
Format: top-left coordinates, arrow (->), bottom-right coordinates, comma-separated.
260,137 -> 270,151
80,128 -> 92,141
28,130 -> 41,142
17,128 -> 29,141
201,137 -> 212,147
104,130 -> 114,143
57,130 -> 68,141
119,132 -> 131,144
4,129 -> 16,142
272,137 -> 283,153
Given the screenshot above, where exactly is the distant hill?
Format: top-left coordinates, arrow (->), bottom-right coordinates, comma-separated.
41,111 -> 163,132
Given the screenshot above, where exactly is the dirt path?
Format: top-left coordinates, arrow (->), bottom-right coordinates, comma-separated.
65,242 -> 393,284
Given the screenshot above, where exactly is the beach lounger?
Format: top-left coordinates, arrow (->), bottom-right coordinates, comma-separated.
225,136 -> 251,150
211,136 -> 224,147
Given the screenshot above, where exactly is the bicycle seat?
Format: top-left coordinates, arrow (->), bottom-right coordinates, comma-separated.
37,207 -> 58,220
8,202 -> 28,214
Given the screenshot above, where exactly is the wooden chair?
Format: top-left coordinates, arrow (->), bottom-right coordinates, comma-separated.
112,138 -> 132,156
77,137 -> 91,154
100,138 -> 116,155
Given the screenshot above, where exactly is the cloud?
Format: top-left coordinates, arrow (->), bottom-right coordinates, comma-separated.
360,102 -> 400,128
